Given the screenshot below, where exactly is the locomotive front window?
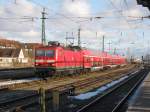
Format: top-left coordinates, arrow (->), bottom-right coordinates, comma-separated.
36,50 -> 45,56
45,50 -> 55,57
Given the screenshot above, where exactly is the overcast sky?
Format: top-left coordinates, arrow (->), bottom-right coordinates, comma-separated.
0,0 -> 149,57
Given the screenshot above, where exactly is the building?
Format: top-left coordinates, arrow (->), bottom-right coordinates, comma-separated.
0,38 -> 21,48
21,43 -> 43,62
0,48 -> 33,68
0,37 -> 43,68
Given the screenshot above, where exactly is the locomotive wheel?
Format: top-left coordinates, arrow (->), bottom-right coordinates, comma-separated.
48,70 -> 55,77
42,73 -> 47,78
84,69 -> 88,74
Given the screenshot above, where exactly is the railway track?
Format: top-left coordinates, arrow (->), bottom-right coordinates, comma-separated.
0,66 -> 141,112
0,65 -> 137,91
0,77 -> 42,90
76,68 -> 149,112
0,67 -> 34,79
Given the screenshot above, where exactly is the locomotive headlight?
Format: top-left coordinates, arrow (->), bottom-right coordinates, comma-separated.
47,60 -> 55,63
35,59 -> 44,63
35,63 -> 39,66
52,63 -> 56,66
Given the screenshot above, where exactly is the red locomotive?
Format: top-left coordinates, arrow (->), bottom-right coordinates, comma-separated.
35,41 -> 127,77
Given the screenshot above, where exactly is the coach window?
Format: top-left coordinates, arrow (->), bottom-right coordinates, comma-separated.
46,50 -> 55,57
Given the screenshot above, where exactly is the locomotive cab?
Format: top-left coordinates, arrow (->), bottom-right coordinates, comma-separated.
35,47 -> 56,77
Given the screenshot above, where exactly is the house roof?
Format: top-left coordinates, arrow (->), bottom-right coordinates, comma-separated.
0,48 -> 21,57
21,43 -> 43,49
0,38 -> 21,48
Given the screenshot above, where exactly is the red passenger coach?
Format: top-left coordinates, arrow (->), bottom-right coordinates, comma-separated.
112,55 -> 127,66
100,52 -> 113,68
82,50 -> 92,70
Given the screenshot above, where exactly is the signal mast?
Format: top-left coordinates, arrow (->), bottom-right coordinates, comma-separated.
41,8 -> 47,45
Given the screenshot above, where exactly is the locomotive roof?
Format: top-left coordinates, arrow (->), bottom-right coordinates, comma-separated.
36,45 -> 83,51
65,45 -> 82,50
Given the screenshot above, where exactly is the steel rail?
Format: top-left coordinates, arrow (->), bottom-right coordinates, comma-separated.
76,69 -> 147,112
111,69 -> 147,112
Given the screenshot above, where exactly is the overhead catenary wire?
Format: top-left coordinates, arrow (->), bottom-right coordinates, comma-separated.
106,0 -> 144,42
3,0 -> 149,44
3,0 -> 145,29
27,0 -> 79,25
0,1 -> 93,42
0,1 -> 73,32
123,0 -> 129,9
25,0 -> 86,37
27,0 -> 107,27
5,0 -> 149,26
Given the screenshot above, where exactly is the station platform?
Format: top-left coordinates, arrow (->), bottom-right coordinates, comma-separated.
127,72 -> 150,112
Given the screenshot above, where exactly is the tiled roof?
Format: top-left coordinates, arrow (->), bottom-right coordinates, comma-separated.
0,48 -> 21,57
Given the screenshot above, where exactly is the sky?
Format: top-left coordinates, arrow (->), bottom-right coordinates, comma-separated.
0,0 -> 150,58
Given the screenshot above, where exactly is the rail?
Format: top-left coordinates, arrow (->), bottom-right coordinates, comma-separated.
76,69 -> 148,112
